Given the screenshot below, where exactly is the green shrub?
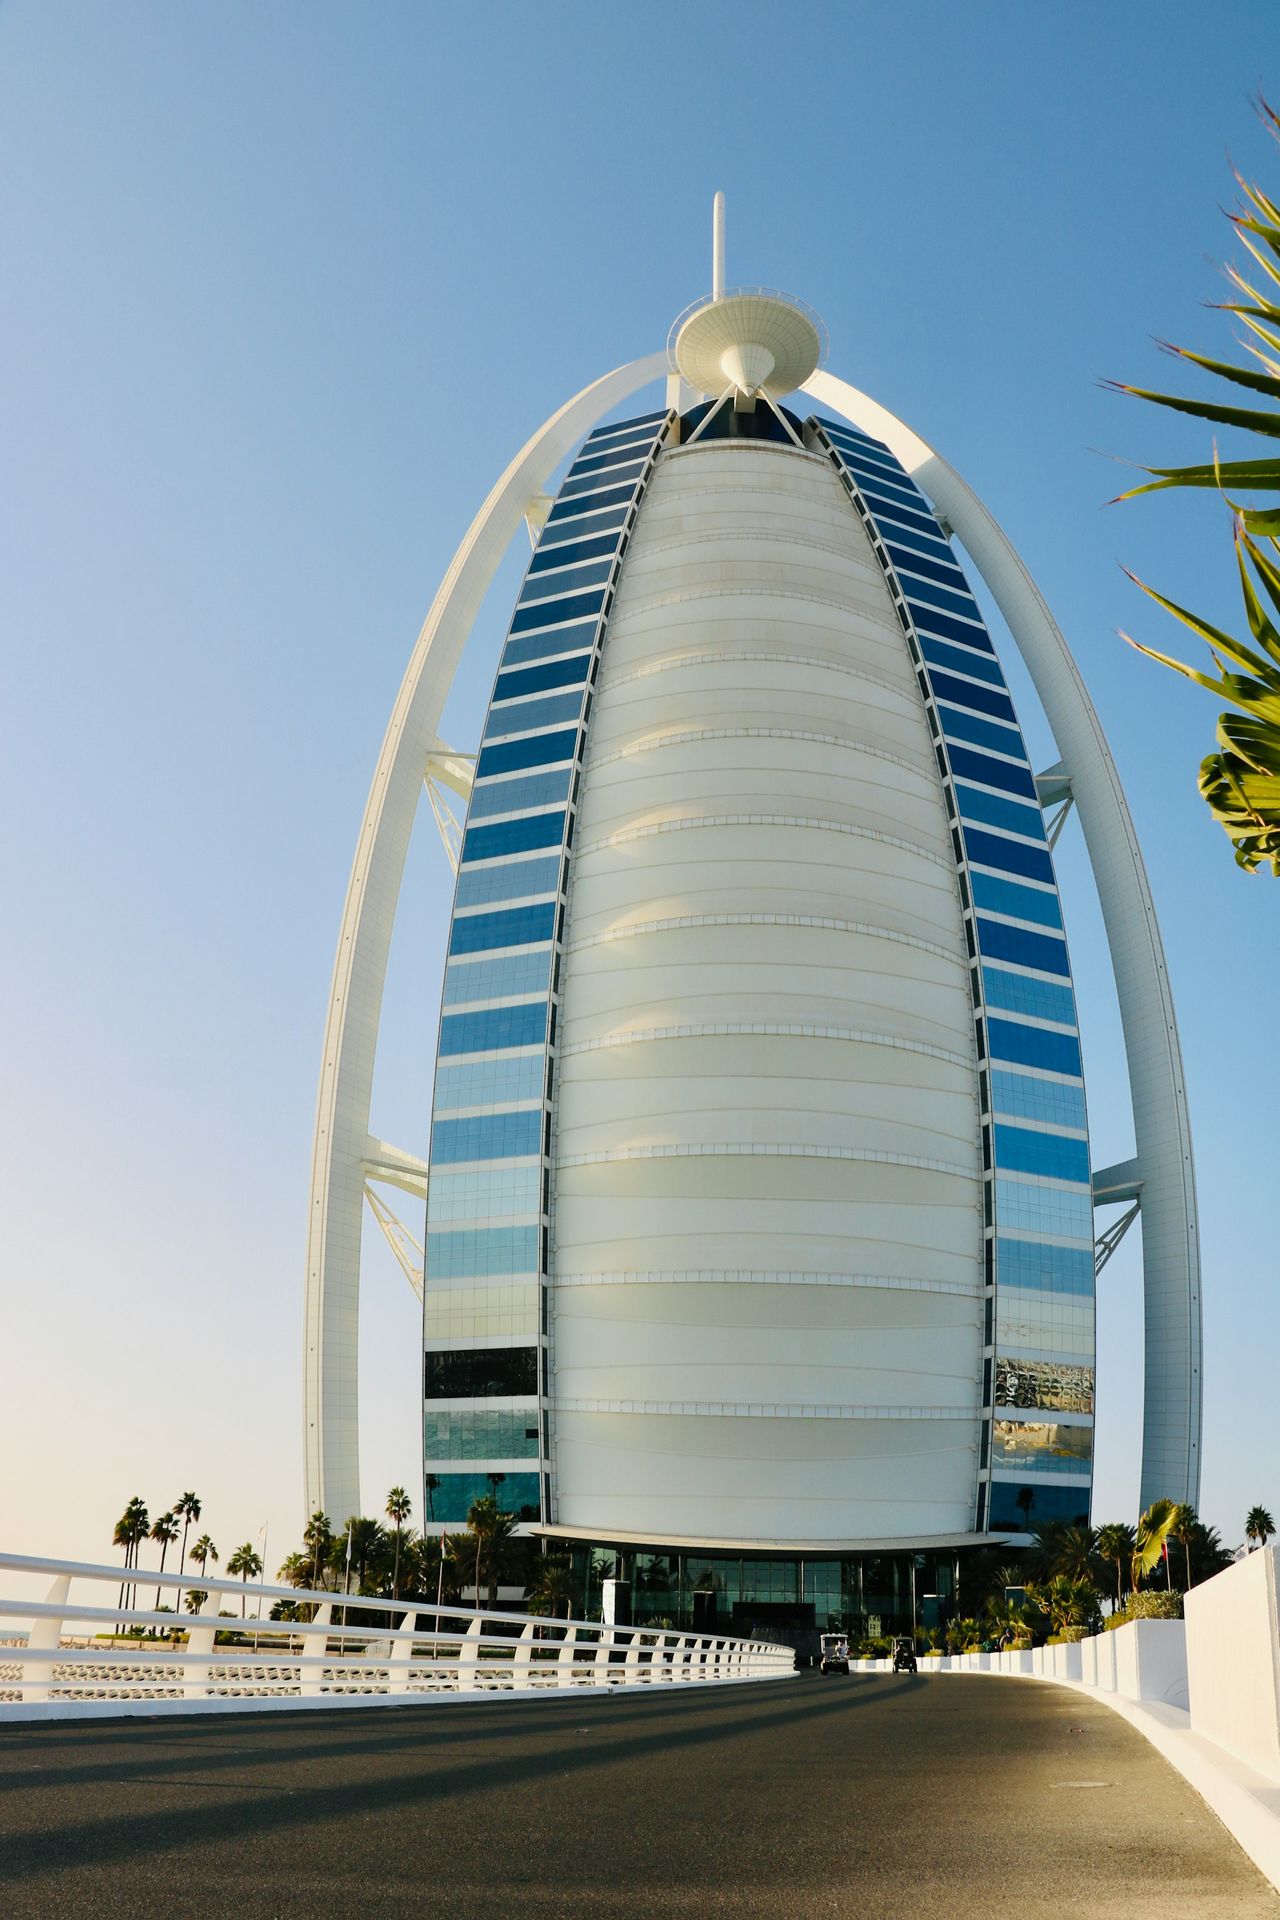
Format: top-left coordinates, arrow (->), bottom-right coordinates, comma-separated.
1104,1590 -> 1183,1630
1046,1626 -> 1089,1644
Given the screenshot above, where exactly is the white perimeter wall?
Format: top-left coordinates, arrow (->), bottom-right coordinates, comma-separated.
549,438 -> 984,1542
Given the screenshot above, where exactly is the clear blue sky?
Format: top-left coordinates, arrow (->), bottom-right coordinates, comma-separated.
2,1 -> 1275,1574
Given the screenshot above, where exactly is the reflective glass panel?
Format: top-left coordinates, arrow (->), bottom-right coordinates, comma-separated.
484,691 -> 584,741
970,873 -> 1062,930
977,918 -> 1070,976
448,903 -> 557,956
991,1067 -> 1086,1129
988,1482 -> 1091,1529
937,706 -> 1026,758
476,728 -> 578,779
438,1002 -> 548,1057
920,636 -> 1004,686
510,588 -> 607,636
557,460 -> 645,499
528,531 -> 621,574
423,1408 -> 541,1460
888,544 -> 969,591
425,1223 -> 539,1279
426,1471 -> 540,1524
877,522 -> 956,566
546,483 -> 636,524
493,654 -> 591,702
855,487 -> 942,537
996,1178 -> 1093,1240
443,947 -> 553,1007
434,1053 -> 547,1112
502,626 -> 596,668
995,1356 -> 1094,1413
427,1163 -> 542,1223
519,558 -> 614,604
460,812 -> 566,865
468,768 -> 572,820
965,828 -> 1055,885
538,506 -> 628,548
989,1017 -> 1082,1076
424,1346 -> 539,1396
959,787 -> 1045,840
431,1108 -> 543,1166
571,440 -> 651,475
995,1123 -> 1090,1184
991,1419 -> 1093,1472
905,580 -> 981,623
929,676 -> 1019,726
997,1236 -> 1094,1295
424,1281 -> 540,1345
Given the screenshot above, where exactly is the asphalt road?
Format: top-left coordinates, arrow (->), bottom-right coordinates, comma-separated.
1,1674 -> 1276,1919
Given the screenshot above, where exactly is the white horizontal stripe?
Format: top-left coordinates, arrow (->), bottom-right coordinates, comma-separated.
560,1021 -> 974,1071
567,911 -> 963,967
557,1142 -> 978,1181
578,813 -> 954,873
590,725 -> 930,786
604,648 -> 912,711
552,1270 -> 981,1297
555,1398 -> 977,1421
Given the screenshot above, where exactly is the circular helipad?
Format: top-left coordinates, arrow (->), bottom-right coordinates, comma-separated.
670,288 -> 826,400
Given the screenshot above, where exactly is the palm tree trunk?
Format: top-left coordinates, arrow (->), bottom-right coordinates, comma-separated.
1184,1540 -> 1192,1591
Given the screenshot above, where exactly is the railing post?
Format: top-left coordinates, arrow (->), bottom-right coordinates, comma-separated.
594,1627 -> 614,1687
390,1608 -> 416,1693
556,1624 -> 577,1689
457,1615 -> 483,1691
513,1620 -> 537,1690
302,1603 -> 332,1697
183,1619 -> 216,1700
624,1629 -> 644,1686
23,1576 -> 69,1703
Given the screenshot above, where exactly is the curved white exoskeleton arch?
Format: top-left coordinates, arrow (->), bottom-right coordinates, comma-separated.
804,369 -> 1202,1509
304,353 -> 668,1524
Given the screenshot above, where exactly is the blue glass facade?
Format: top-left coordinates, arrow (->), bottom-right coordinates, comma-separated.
815,417 -> 1095,1536
423,409 -> 674,1524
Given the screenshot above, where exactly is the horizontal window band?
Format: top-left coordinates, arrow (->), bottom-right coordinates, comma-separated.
586,407 -> 670,441
588,725 -> 933,788
947,743 -> 1038,798
448,902 -> 557,956
904,582 -> 984,626
570,439 -> 654,475
517,557 -> 614,604
475,727 -> 579,780
885,545 -> 970,592
995,1123 -> 1091,1185
578,813 -> 954,874
557,457 -> 647,498
936,705 -> 1027,759
957,785 -> 1046,841
528,531 -> 623,575
560,1020 -> 974,1070
976,917 -> 1071,977
553,1398 -> 977,1421
500,625 -> 596,669
970,875 -> 1064,931
438,1003 -> 549,1057
509,587 -> 607,636
853,489 -> 941,539
482,691 -> 585,742
920,636 -> 1005,687
990,1015 -> 1082,1076
546,482 -> 637,524
460,811 -> 567,865
551,1270 -> 982,1296
913,605 -> 1002,653
492,654 -> 592,703
964,826 -> 1056,885
928,672 -> 1018,725
877,521 -> 956,566
538,507 -> 629,547
567,911 -> 963,967
556,1142 -> 978,1180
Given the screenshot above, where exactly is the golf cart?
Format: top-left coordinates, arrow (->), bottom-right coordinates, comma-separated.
892,1637 -> 918,1674
819,1633 -> 850,1675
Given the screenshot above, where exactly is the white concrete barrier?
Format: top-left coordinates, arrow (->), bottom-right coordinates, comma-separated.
1111,1618 -> 1188,1709
1185,1544 -> 1280,1777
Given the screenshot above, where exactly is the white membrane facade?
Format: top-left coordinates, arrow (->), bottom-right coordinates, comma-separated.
304,236 -> 1201,1547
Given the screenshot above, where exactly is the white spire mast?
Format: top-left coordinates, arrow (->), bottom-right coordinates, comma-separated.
712,191 -> 725,300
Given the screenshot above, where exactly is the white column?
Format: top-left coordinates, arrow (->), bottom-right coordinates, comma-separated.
803,370 -> 1202,1506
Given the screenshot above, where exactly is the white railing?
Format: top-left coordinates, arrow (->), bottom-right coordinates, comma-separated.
0,1552 -> 793,1717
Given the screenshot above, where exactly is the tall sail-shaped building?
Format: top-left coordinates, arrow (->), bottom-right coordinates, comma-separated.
304,206 -> 1201,1633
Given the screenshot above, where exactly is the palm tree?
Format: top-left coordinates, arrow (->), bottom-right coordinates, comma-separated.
190,1534 -> 218,1590
527,1555 -> 577,1620
465,1495 -> 506,1608
113,1496 -> 150,1616
386,1487 -> 412,1601
184,1589 -> 208,1615
149,1511 -> 180,1611
303,1510 -> 331,1589
1245,1505 -> 1276,1550
1131,1500 -> 1177,1593
173,1492 -> 201,1585
424,1474 -> 441,1524
1097,1523 -> 1136,1610
226,1542 -> 263,1618
1112,97 -> 1280,874
1168,1503 -> 1199,1590
1032,1521 -> 1099,1585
